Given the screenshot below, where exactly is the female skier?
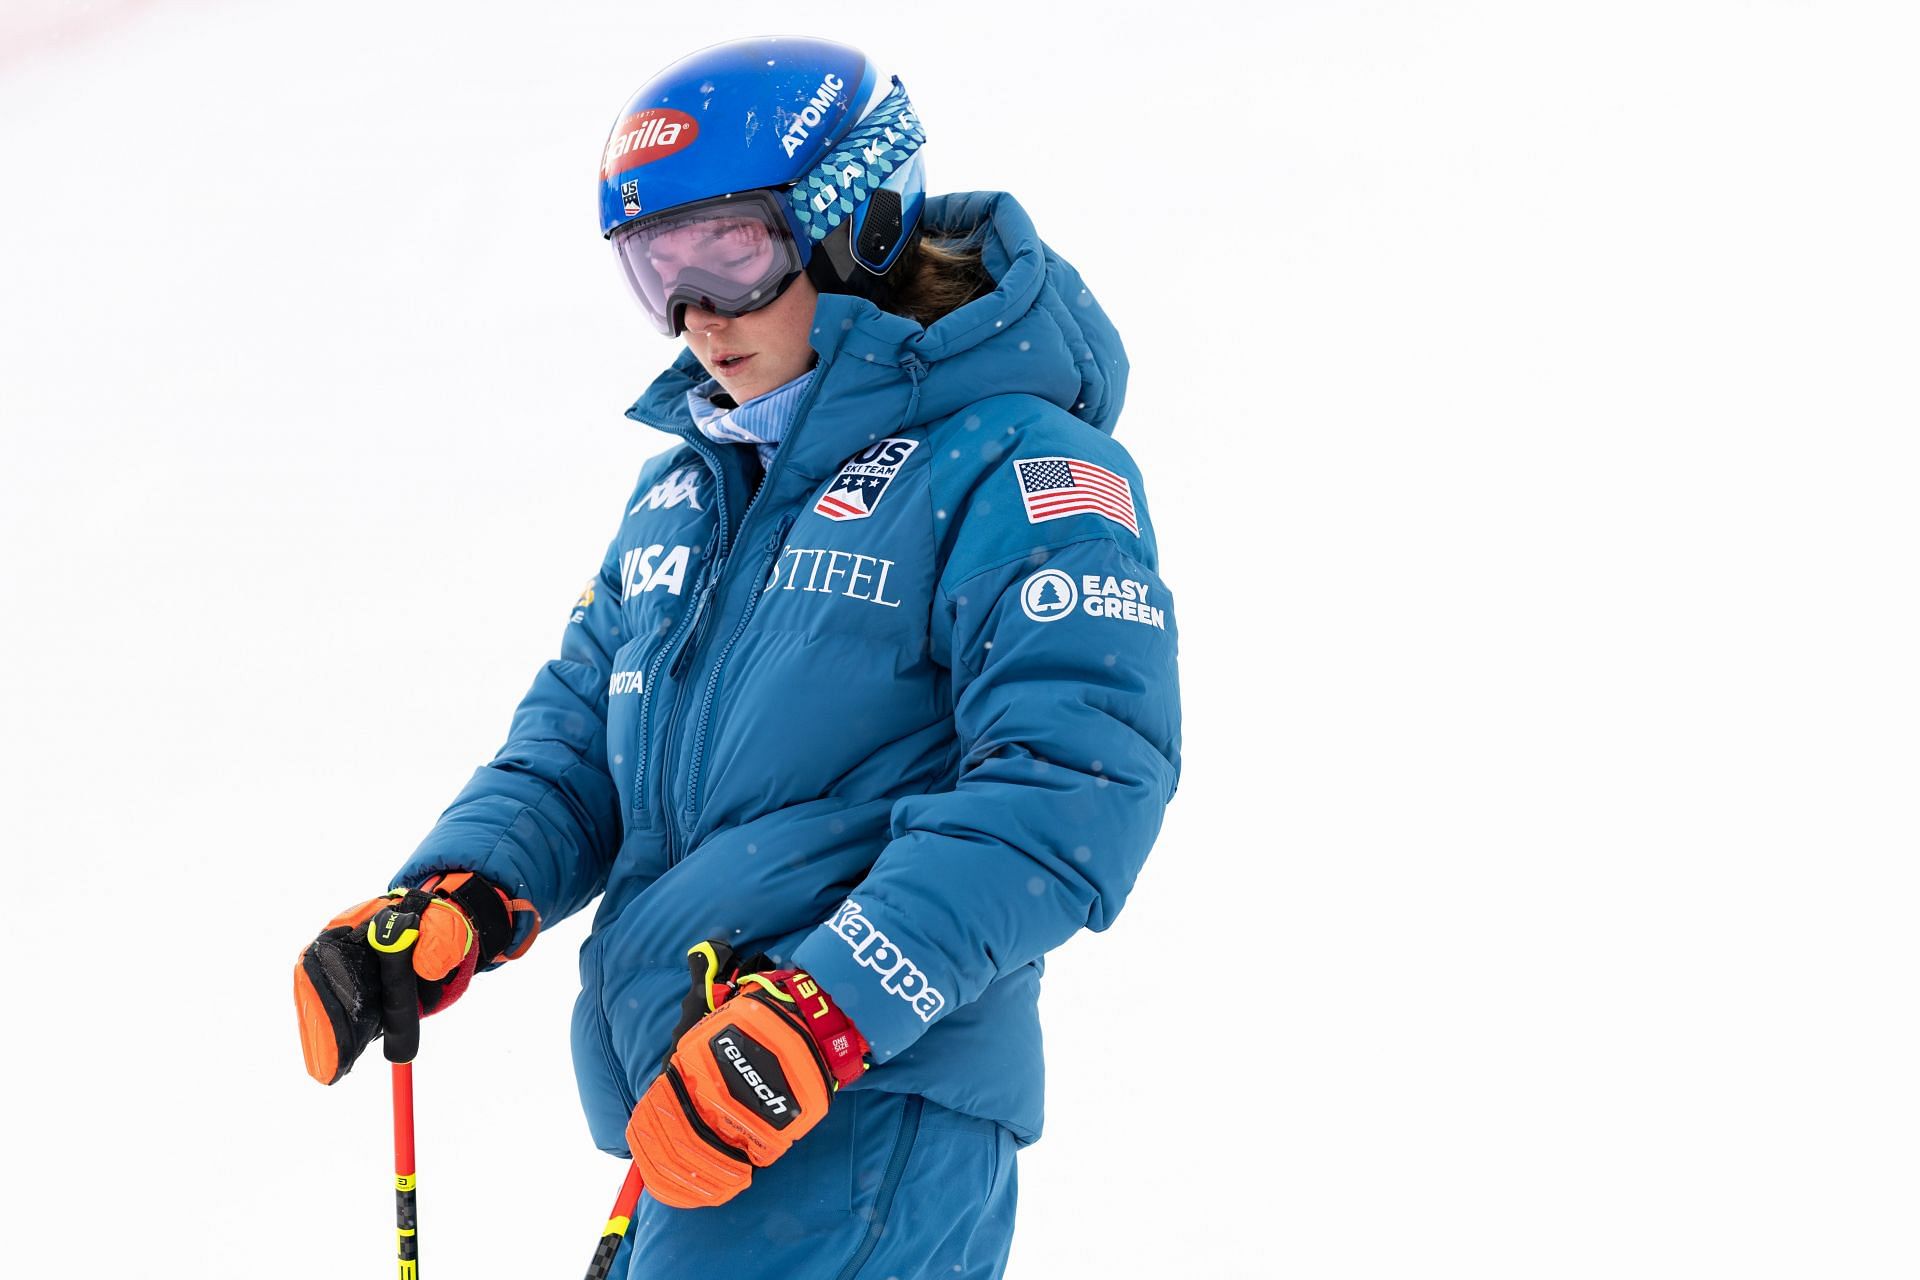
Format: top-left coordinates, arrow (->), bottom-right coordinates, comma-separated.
295,35 -> 1180,1279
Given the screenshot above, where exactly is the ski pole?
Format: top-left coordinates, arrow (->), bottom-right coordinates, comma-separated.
583,1163 -> 645,1280
371,899 -> 426,1279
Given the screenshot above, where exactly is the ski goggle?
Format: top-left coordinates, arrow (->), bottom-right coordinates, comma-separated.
611,189 -> 806,337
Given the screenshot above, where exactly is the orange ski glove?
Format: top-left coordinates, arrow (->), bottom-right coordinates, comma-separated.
294,871 -> 533,1085
625,940 -> 870,1209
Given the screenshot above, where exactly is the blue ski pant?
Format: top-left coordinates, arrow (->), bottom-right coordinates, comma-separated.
614,1090 -> 1019,1279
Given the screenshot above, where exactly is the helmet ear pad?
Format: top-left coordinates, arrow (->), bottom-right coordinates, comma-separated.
801,149 -> 927,313
854,189 -> 906,272
804,209 -> 923,312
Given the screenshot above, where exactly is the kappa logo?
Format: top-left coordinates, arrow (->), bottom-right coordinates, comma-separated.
630,467 -> 704,514
814,438 -> 918,521
826,899 -> 945,1022
620,543 -> 694,599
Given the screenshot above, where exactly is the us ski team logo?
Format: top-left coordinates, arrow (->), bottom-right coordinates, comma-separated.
814,438 -> 919,521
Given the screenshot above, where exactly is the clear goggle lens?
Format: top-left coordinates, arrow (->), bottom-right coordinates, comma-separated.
612,191 -> 804,336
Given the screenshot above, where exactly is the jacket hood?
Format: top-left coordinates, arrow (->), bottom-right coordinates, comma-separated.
627,191 -> 1128,472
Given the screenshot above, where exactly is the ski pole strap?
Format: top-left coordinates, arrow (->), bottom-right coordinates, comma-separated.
370,890 -> 430,1064
583,1163 -> 645,1280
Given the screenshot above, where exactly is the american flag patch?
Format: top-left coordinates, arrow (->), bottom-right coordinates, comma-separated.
1013,457 -> 1138,535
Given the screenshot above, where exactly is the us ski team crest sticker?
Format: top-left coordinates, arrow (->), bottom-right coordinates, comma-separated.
814,438 -> 919,521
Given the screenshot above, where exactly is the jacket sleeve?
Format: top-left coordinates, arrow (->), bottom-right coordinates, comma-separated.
791,429 -> 1181,1061
390,531 -> 626,956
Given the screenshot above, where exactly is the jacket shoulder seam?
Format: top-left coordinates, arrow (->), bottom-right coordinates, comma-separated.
943,532 -> 1137,604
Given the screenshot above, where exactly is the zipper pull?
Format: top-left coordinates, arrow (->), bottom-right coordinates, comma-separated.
755,518 -> 794,594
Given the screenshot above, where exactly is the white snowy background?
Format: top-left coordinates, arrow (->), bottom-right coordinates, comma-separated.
3,1 -> 1917,1276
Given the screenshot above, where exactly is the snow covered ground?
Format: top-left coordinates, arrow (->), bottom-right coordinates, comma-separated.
3,2 -> 1918,1275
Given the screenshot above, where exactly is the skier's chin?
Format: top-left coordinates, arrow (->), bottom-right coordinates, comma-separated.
713,356 -> 763,400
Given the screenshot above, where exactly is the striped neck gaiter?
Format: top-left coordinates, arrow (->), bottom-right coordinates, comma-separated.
686,368 -> 816,469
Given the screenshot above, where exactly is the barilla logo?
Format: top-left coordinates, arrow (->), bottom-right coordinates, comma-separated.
780,72 -> 846,157
715,1034 -> 789,1117
827,899 -> 946,1022
602,109 -> 698,179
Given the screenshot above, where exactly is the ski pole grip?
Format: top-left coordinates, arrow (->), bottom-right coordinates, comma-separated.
370,896 -> 425,1064
670,939 -> 735,1046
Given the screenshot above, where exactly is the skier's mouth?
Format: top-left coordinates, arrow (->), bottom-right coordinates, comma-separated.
715,352 -> 754,375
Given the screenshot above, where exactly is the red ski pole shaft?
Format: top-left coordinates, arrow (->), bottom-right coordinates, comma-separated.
583,1163 -> 645,1280
371,903 -> 424,1278
391,1061 -> 419,1278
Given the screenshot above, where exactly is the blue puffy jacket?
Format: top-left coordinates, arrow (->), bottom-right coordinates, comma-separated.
394,191 -> 1181,1150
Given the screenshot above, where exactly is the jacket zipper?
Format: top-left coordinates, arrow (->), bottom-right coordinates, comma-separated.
632,438 -> 729,828
629,559 -> 705,826
654,553 -> 723,868
682,515 -> 794,829
650,374 -> 826,862
657,461 -> 771,864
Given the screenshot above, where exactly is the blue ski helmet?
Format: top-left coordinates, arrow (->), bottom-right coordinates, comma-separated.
599,36 -> 928,335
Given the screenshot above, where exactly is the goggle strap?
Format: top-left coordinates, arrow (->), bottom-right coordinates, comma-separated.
787,80 -> 924,247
